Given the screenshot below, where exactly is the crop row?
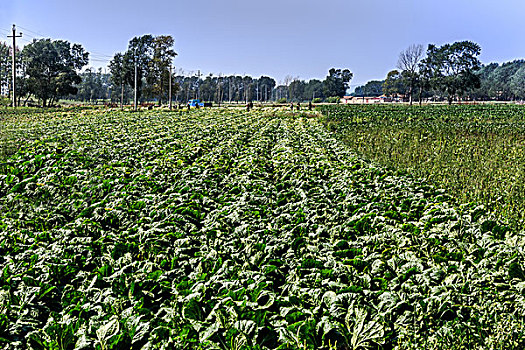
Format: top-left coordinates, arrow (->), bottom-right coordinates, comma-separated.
0,108 -> 525,349
319,104 -> 525,230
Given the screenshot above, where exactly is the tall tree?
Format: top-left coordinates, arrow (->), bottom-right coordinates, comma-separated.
123,35 -> 154,102
355,80 -> 384,97
282,75 -> 295,100
274,85 -> 288,102
22,39 -> 89,107
200,74 -> 216,102
510,65 -> 525,100
382,70 -> 405,97
74,68 -> 111,103
488,60 -> 525,100
289,79 -> 306,102
0,42 -> 9,97
323,68 -> 353,98
421,41 -> 481,104
471,63 -> 499,100
304,79 -> 325,101
397,44 -> 424,105
258,76 -> 276,102
147,35 -> 177,105
242,76 -> 253,102
109,52 -> 129,107
1,43 -> 28,104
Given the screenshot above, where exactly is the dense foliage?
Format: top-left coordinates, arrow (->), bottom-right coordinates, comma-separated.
21,39 -> 89,107
319,104 -> 525,229
323,69 -> 353,99
472,60 -> 525,101
420,41 -> 482,104
0,42 -> 9,96
1,108 -> 525,349
109,35 -> 177,105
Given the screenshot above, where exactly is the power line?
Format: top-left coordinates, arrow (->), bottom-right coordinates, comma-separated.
90,55 -> 112,61
17,25 -> 46,38
15,24 -> 115,62
90,51 -> 113,58
18,32 -> 37,40
19,38 -> 33,45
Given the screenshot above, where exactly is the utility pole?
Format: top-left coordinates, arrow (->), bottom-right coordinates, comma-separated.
217,76 -> 221,107
7,24 -> 22,108
134,57 -> 138,111
196,70 -> 202,100
228,77 -> 232,103
119,59 -> 124,109
169,65 -> 172,110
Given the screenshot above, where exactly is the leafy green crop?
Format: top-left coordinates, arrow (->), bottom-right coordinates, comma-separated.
0,107 -> 524,349
319,104 -> 525,230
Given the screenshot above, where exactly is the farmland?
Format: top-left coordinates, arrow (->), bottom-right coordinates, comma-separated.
0,107 -> 525,349
321,104 -> 525,230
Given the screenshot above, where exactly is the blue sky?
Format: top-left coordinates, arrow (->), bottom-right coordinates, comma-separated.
1,0 -> 524,87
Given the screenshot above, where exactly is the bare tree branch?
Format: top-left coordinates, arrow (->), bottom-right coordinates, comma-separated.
397,44 -> 424,104
397,44 -> 424,73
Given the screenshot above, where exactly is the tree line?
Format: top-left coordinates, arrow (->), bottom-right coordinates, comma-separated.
1,35 -> 524,107
0,39 -> 88,107
107,36 -> 353,105
71,69 -> 351,105
0,34 -> 353,106
354,41 -> 525,104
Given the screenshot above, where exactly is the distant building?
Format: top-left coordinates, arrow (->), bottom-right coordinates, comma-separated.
340,95 -> 405,104
340,95 -> 386,104
340,96 -> 354,104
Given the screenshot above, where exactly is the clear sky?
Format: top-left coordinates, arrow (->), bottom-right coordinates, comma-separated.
1,0 -> 524,87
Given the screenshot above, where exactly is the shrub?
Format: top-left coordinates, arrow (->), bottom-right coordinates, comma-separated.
326,96 -> 341,104
0,97 -> 11,108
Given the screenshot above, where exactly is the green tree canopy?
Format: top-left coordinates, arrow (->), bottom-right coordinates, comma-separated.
122,35 -> 154,101
288,79 -> 306,102
74,68 -> 111,103
113,34 -> 177,104
323,68 -> 353,98
21,38 -> 89,107
421,41 -> 481,104
354,80 -> 384,97
109,53 -> 126,88
304,79 -> 324,101
489,60 -> 525,100
0,42 -> 10,96
382,70 -> 405,97
510,64 -> 525,99
147,35 -> 177,104
471,62 -> 498,100
258,76 -> 276,102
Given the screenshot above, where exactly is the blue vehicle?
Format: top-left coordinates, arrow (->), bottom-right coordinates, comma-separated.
188,99 -> 204,107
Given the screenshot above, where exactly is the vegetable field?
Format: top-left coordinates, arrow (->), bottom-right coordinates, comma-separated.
1,108 -> 525,349
320,104 -> 525,230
